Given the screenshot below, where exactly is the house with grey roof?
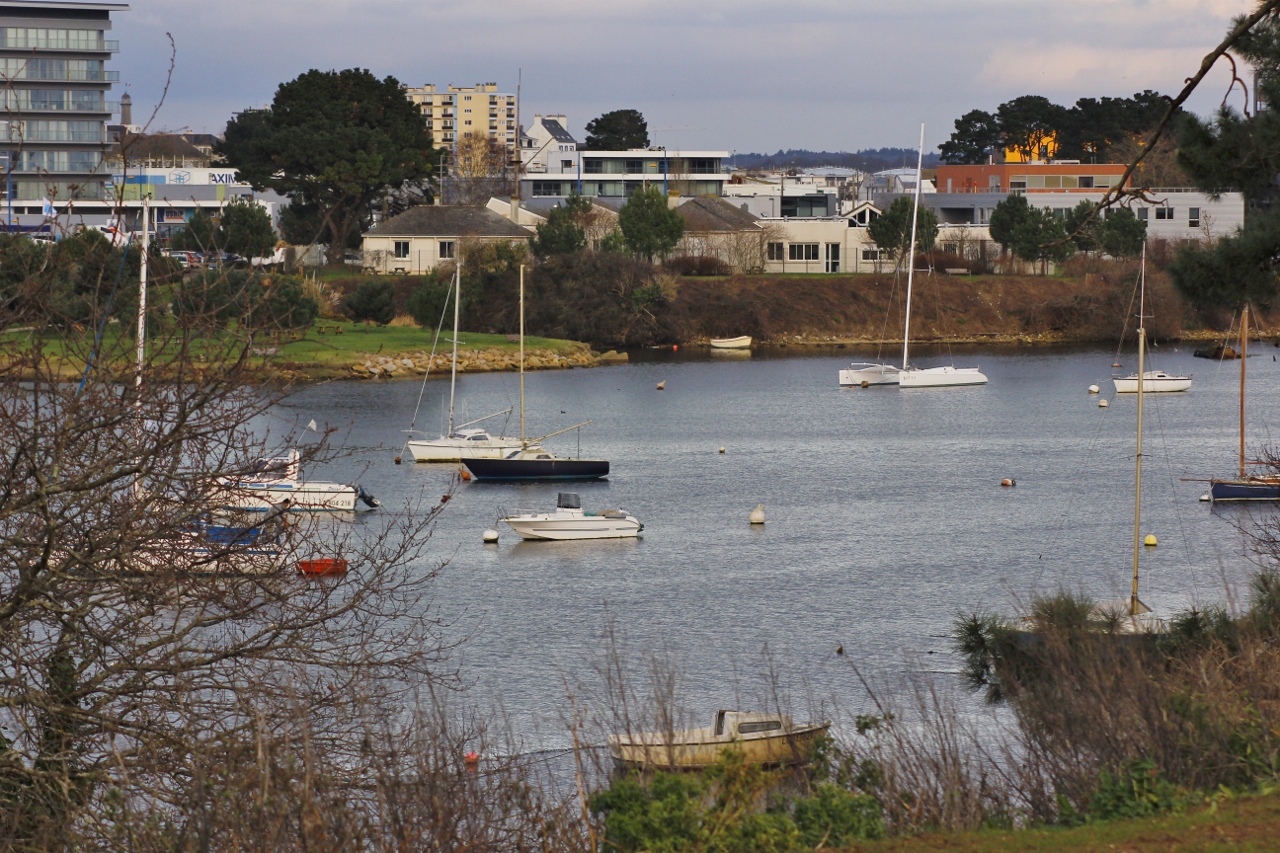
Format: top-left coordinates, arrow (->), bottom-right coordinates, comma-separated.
672,195 -> 777,273
361,205 -> 533,275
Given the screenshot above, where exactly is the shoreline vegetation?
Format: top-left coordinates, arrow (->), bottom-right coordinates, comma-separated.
9,265 -> 1267,383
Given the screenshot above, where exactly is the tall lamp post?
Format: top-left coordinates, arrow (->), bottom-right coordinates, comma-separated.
660,145 -> 667,196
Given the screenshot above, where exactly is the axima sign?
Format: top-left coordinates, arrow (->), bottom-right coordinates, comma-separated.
208,172 -> 237,184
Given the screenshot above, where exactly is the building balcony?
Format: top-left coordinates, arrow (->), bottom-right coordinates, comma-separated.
0,70 -> 119,83
0,39 -> 119,53
4,100 -> 117,114
0,130 -> 106,143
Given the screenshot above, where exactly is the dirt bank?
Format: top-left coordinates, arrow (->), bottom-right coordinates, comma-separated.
666,266 -> 1251,345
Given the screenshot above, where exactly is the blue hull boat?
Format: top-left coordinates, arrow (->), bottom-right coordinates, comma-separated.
1209,479 -> 1280,502
462,456 -> 609,481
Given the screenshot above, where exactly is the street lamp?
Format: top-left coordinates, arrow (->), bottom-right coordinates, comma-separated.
659,145 -> 667,196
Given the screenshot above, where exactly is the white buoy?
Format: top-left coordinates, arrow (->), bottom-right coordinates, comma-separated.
483,528 -> 499,543
1098,399 -> 1108,408
1088,384 -> 1100,394
1200,493 -> 1212,502
749,503 -> 766,525
718,446 -> 726,454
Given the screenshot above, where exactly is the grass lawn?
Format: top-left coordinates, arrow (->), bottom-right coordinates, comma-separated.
846,790 -> 1280,852
1,318 -> 586,378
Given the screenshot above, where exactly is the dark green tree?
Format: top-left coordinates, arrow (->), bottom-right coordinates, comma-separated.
583,109 -> 649,150
218,197 -> 277,258
1100,208 -> 1147,259
1064,199 -> 1102,253
531,194 -> 590,257
1059,91 -> 1172,161
345,279 -> 397,325
867,196 -> 938,266
170,209 -> 219,254
989,194 -> 1074,273
218,69 -> 441,265
939,109 -> 1002,164
407,273 -> 452,329
277,197 -> 364,250
997,95 -> 1070,162
617,186 -> 684,261
1172,11 -> 1280,307
600,229 -> 627,254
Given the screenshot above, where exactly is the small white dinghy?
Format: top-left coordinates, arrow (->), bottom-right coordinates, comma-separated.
710,336 -> 752,349
501,492 -> 642,540
1112,370 -> 1192,393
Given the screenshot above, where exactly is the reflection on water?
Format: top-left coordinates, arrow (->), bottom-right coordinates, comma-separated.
279,344 -> 1273,746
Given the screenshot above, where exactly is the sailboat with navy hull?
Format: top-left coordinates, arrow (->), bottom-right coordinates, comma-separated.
1210,305 -> 1280,501
461,265 -> 609,482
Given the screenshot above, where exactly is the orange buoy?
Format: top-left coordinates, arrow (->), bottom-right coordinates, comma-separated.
1001,478 -> 1016,487
459,469 -> 472,481
464,751 -> 480,771
394,456 -> 402,465
673,344 -> 679,351
297,558 -> 349,576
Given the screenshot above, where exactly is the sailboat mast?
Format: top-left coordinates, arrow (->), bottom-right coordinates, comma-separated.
901,123 -> 925,371
448,259 -> 461,435
1131,245 -> 1147,617
519,264 -> 526,447
136,198 -> 148,390
1240,305 -> 1248,479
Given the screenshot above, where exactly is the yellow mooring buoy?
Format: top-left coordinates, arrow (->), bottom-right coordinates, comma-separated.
1144,533 -> 1158,547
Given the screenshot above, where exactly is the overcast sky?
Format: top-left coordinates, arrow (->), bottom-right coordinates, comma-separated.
114,0 -> 1254,155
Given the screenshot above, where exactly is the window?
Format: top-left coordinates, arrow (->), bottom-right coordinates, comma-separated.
737,721 -> 782,734
1137,207 -> 1148,221
393,241 -> 409,259
862,249 -> 884,261
561,159 -> 574,169
438,241 -> 455,259
1155,206 -> 1173,220
788,243 -> 819,261
1189,207 -> 1201,228
1079,176 -> 1095,188
767,242 -> 784,261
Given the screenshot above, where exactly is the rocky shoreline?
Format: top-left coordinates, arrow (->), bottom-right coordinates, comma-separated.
346,346 -> 629,379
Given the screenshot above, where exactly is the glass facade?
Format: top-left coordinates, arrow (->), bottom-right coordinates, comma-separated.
0,8 -> 118,203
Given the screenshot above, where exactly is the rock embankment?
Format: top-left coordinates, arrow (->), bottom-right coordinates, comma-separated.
349,347 -> 602,379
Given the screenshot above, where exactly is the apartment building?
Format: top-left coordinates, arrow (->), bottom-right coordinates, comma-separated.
404,82 -> 516,154
0,0 -> 126,206
522,148 -> 728,204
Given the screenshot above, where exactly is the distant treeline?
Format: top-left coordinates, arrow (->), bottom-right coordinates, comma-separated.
728,148 -> 942,172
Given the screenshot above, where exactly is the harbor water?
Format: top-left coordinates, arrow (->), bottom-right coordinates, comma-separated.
277,343 -> 1276,744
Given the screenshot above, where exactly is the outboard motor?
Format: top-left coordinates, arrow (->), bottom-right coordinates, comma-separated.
557,492 -> 581,509
356,485 -> 381,509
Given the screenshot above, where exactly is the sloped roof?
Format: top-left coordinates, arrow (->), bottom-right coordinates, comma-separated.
676,195 -> 761,233
366,205 -> 533,239
110,133 -> 208,162
540,118 -> 577,144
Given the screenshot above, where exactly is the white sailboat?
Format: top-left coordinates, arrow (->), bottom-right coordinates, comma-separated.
1111,257 -> 1191,394
406,260 -> 521,462
897,124 -> 988,389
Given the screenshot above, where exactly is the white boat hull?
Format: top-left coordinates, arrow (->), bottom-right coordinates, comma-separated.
502,508 -> 641,540
839,363 -> 900,386
1113,373 -> 1192,393
710,336 -> 752,349
407,436 -> 523,462
899,366 -> 988,387
218,481 -> 360,512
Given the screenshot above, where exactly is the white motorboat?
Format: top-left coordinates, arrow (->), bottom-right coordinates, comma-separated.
710,335 -> 752,349
839,362 -> 900,386
1112,370 -> 1192,393
216,450 -> 380,513
609,710 -> 830,770
501,492 -> 641,540
900,365 -> 988,387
